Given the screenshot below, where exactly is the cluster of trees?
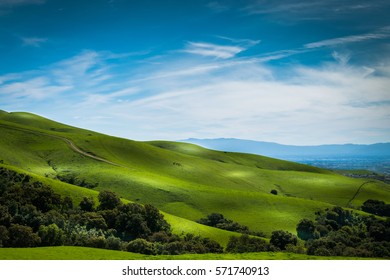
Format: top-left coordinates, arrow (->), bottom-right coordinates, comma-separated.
2,167 -> 389,258
225,207 -> 390,258
296,206 -> 390,258
0,167 -> 222,255
198,213 -> 265,237
56,172 -> 98,189
361,199 -> 390,217
128,233 -> 222,255
226,230 -> 301,254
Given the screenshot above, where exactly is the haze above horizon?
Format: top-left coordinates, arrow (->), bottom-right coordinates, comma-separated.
0,0 -> 389,145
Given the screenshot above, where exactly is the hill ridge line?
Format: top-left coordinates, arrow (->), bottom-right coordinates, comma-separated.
0,123 -> 135,170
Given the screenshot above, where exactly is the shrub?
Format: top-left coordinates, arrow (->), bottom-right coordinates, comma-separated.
86,236 -> 107,249
0,225 -> 9,247
296,219 -> 317,240
226,234 -> 268,253
127,238 -> 156,255
270,230 -> 297,250
144,204 -> 170,233
106,236 -> 122,250
79,197 -> 95,212
98,190 -> 121,210
163,241 -> 184,255
285,244 -> 306,254
362,199 -> 390,217
7,224 -> 41,247
38,223 -> 64,246
198,213 -> 249,234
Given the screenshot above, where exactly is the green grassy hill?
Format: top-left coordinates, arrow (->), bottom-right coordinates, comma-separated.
0,246 -> 372,260
1,110 -> 389,240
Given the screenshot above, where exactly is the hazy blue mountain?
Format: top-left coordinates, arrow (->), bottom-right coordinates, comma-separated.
180,138 -> 390,157
180,138 -> 390,174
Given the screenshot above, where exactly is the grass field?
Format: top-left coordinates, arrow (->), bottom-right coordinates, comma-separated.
1,110 -> 389,259
0,247 -> 372,260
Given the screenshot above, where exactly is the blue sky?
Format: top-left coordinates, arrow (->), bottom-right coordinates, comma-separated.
0,0 -> 389,145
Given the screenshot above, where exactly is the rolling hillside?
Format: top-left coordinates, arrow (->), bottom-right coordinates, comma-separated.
1,110 -> 389,240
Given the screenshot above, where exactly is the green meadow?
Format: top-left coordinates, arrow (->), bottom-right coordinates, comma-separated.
0,246 -> 372,260
0,110 -> 389,259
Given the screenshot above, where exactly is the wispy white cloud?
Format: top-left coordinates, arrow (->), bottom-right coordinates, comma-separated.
0,50 -> 112,103
244,0 -> 388,19
121,63 -> 390,144
331,51 -> 351,66
206,1 -> 229,13
0,77 -> 71,100
305,27 -> 390,48
50,50 -> 112,88
1,48 -> 389,145
182,42 -> 245,59
0,73 -> 21,85
21,37 -> 47,47
245,27 -> 390,64
246,1 -> 321,15
216,36 -> 261,47
80,87 -> 139,106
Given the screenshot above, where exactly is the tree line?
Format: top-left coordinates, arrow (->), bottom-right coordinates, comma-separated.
1,166 -> 389,258
0,167 -> 222,254
225,206 -> 389,258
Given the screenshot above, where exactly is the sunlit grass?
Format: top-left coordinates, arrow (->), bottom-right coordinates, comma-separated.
1,111 -> 389,242
0,247 -> 373,260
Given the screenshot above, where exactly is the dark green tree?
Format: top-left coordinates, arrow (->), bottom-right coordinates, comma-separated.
297,219 -> 317,240
38,223 -> 64,246
226,234 -> 268,253
7,224 -> 41,247
115,204 -> 151,238
0,225 -> 9,247
198,213 -> 225,227
79,197 -> 95,212
144,204 -> 170,233
61,196 -> 73,212
98,190 -> 121,210
270,230 -> 297,250
0,205 -> 11,227
362,199 -> 390,217
80,212 -> 108,230
127,238 -> 156,255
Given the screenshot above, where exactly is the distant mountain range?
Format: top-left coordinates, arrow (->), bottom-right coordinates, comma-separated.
180,138 -> 390,173
180,138 -> 390,158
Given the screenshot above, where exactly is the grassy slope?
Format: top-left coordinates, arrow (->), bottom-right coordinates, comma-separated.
0,164 -> 237,247
0,111 -> 389,238
0,246 -> 372,260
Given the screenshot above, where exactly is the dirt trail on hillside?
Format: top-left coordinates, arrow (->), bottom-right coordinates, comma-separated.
0,123 -> 133,169
346,180 -> 375,207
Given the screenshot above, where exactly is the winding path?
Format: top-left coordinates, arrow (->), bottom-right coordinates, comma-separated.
0,123 -> 132,169
346,180 -> 375,207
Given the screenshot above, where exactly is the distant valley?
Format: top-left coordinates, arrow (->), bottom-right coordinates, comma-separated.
180,138 -> 390,174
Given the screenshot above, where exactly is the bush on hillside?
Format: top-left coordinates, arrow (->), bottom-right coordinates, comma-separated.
198,213 -> 249,234
79,197 -> 95,212
361,199 -> 390,217
270,230 -> 298,250
98,190 -> 122,210
226,234 -> 268,253
296,218 -> 318,241
303,207 -> 390,258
